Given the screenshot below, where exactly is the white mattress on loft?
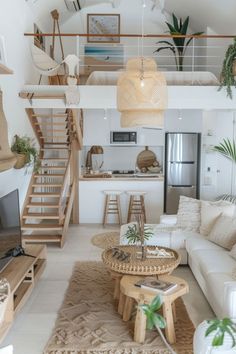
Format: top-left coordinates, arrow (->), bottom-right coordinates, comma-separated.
86,71 -> 219,86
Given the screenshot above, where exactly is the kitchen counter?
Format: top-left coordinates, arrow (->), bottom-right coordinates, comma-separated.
79,176 -> 164,224
79,174 -> 164,181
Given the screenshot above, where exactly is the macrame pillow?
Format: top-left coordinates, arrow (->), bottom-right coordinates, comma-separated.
176,196 -> 201,232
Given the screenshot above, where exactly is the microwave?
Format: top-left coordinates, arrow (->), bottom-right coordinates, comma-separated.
110,131 -> 137,144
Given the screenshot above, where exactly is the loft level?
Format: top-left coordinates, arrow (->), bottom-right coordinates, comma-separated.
19,85 -> 236,109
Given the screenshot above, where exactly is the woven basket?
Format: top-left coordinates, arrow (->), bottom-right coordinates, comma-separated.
14,153 -> 27,169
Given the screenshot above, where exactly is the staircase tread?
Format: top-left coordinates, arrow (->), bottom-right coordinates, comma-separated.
22,234 -> 61,242
32,184 -> 62,187
34,174 -> 64,177
22,224 -> 63,230
26,203 -> 60,208
29,193 -> 60,197
23,213 -> 61,219
40,147 -> 70,150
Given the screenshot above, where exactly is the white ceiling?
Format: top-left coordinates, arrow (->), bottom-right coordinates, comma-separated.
26,0 -> 236,34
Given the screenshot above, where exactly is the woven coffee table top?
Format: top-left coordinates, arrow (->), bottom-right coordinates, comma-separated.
102,245 -> 181,275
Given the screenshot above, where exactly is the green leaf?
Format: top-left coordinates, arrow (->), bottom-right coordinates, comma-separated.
212,331 -> 225,346
146,315 -> 155,330
181,16 -> 189,35
150,295 -> 162,312
205,323 -> 219,337
172,13 -> 179,31
152,313 -> 166,329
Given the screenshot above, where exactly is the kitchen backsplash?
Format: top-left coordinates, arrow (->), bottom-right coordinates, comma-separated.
81,146 -> 163,171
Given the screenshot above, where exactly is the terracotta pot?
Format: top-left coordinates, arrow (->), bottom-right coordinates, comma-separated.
14,153 -> 27,169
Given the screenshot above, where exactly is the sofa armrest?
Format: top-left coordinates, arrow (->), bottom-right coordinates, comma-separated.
224,282 -> 236,318
160,214 -> 177,225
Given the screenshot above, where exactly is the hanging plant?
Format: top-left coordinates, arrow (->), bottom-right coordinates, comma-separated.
219,38 -> 236,99
11,135 -> 40,172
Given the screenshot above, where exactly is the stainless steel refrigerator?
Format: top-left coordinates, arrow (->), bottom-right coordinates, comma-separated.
164,133 -> 201,214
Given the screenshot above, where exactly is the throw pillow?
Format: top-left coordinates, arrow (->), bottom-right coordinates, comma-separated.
200,200 -> 236,236
176,196 -> 201,232
207,215 -> 236,250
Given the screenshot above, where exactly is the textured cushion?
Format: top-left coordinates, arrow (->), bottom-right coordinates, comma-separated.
200,200 -> 235,236
176,196 -> 201,232
207,215 -> 236,250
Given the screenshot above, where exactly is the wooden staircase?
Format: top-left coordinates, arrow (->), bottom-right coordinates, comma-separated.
21,109 -> 83,247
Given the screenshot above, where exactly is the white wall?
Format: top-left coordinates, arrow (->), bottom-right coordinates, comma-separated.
201,110 -> 236,200
0,1 -> 45,207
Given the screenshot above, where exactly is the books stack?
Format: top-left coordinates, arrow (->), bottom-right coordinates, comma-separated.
135,277 -> 177,294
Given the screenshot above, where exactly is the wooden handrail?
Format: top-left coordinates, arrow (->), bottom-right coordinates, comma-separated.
24,33 -> 236,39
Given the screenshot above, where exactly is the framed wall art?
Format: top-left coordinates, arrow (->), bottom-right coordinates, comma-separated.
87,14 -> 120,43
84,45 -> 123,75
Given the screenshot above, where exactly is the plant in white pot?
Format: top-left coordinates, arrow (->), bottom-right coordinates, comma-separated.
194,318 -> 236,353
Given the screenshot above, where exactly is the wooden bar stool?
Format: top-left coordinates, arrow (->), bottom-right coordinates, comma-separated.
126,191 -> 146,223
103,190 -> 122,226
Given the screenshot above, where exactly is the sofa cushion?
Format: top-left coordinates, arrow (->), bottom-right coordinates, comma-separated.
192,249 -> 236,275
206,272 -> 236,318
207,215 -> 236,250
186,234 -> 222,254
200,200 -> 235,236
176,196 -> 201,232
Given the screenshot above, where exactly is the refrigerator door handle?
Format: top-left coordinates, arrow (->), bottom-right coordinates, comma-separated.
170,161 -> 195,164
170,185 -> 194,188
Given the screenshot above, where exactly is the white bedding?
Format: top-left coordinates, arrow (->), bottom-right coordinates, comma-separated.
86,71 -> 219,86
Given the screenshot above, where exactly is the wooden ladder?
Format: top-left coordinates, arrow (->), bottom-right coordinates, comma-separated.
21,109 -> 83,247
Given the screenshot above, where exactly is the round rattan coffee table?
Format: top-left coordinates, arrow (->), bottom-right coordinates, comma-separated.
102,245 -> 181,276
102,245 -> 181,300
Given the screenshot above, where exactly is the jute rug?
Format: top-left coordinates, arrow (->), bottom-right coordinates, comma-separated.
44,262 -> 194,354
91,232 -> 120,249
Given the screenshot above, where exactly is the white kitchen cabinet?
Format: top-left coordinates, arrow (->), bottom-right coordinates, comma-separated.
79,179 -> 164,224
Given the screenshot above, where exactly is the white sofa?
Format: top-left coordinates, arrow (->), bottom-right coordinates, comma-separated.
120,215 -> 236,319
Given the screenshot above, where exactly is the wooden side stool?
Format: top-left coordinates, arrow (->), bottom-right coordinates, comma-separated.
119,274 -> 189,344
126,191 -> 146,223
103,190 -> 122,226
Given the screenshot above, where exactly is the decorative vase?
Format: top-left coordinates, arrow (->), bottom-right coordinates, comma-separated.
194,321 -> 236,354
14,153 -> 27,169
0,91 -> 16,172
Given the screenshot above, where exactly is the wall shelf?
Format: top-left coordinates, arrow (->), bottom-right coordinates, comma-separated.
0,63 -> 13,75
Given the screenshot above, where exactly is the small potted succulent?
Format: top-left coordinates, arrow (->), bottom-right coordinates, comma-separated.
219,38 -> 236,99
11,135 -> 40,171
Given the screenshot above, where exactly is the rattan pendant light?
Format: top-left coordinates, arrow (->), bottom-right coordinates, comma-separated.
117,57 -> 167,128
117,0 -> 168,128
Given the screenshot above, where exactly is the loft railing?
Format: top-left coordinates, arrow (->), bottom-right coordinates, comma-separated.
25,32 -> 235,77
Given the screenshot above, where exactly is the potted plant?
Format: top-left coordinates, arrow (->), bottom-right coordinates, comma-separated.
124,219 -> 153,260
140,294 -> 177,353
154,13 -> 203,71
214,138 -> 236,203
11,135 -> 40,171
194,318 -> 236,353
219,38 -> 236,99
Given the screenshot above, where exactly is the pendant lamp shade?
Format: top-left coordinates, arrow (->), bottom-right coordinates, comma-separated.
117,57 -> 167,128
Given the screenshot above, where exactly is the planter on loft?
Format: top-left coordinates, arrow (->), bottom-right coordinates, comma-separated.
0,91 -> 16,173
